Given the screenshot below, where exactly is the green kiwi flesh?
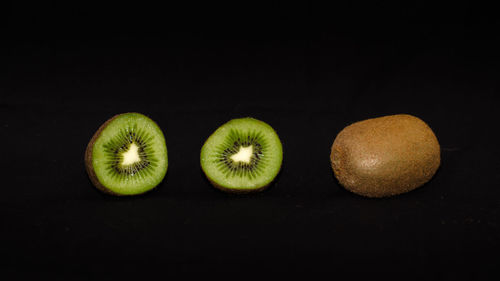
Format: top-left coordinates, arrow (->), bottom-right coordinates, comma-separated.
330,114 -> 440,198
85,113 -> 168,196
200,118 -> 283,193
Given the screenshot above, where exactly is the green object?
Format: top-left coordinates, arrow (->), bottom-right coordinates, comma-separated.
85,113 -> 168,195
200,117 -> 283,193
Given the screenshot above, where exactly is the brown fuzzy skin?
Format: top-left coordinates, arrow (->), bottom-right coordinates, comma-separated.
330,114 -> 440,198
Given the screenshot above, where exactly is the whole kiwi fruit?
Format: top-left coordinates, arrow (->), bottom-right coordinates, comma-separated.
330,114 -> 440,198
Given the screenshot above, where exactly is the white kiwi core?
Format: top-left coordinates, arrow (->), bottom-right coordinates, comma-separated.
230,145 -> 253,164
121,143 -> 141,166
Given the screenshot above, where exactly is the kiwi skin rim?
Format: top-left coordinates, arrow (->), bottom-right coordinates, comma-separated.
206,175 -> 275,195
200,117 -> 283,194
84,113 -> 164,196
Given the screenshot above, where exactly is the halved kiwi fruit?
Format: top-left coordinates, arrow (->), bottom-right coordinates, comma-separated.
200,117 -> 283,193
85,112 -> 168,196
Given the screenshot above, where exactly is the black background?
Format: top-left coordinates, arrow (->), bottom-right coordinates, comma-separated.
2,1 -> 499,279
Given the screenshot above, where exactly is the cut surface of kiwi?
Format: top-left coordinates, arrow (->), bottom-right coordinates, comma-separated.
200,117 -> 283,193
85,113 -> 168,196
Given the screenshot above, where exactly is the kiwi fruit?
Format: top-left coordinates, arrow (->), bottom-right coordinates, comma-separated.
85,112 -> 168,196
200,117 -> 283,193
330,114 -> 440,198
